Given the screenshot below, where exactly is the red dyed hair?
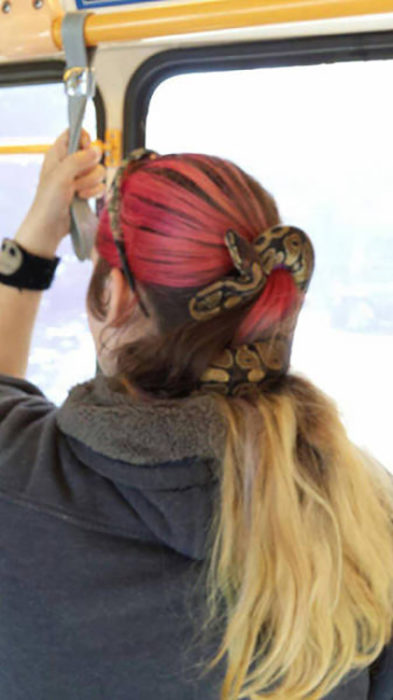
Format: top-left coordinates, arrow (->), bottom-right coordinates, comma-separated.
95,153 -> 300,343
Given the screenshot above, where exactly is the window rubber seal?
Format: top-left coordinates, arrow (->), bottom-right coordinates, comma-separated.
124,29 -> 393,153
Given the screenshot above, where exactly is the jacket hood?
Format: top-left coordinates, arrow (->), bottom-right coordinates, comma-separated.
56,374 -> 228,560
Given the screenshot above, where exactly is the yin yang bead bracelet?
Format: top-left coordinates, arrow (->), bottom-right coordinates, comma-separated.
0,238 -> 60,292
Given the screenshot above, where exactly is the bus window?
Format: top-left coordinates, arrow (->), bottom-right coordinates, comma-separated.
144,59 -> 393,470
0,82 -> 98,404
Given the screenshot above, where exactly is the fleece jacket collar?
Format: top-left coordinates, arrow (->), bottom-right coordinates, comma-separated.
56,374 -> 227,472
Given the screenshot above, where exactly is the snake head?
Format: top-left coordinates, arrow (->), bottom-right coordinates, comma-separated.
225,229 -> 259,279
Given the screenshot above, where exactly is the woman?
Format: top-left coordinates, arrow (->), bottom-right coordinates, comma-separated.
0,129 -> 392,699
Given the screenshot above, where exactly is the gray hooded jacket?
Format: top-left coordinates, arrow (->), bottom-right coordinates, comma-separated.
0,372 -> 391,699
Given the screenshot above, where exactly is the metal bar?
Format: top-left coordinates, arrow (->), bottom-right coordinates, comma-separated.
52,0 -> 393,49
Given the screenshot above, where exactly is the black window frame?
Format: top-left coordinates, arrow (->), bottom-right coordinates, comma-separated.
124,30 -> 393,154
0,59 -> 105,144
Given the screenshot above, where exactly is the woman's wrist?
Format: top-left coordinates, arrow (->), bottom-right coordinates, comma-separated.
14,215 -> 61,260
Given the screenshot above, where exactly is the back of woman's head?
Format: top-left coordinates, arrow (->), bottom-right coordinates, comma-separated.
87,151 -> 393,699
88,152 -> 304,397
95,152 -> 279,293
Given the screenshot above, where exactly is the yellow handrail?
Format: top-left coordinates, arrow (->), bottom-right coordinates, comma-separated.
52,0 -> 393,48
0,140 -> 106,156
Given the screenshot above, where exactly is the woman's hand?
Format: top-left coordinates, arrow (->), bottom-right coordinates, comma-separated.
14,128 -> 106,258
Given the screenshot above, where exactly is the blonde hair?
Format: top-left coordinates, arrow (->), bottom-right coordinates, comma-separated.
89,259 -> 393,698
88,152 -> 393,697
187,373 -> 393,698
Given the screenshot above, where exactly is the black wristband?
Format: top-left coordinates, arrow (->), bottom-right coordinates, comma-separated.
0,238 -> 60,291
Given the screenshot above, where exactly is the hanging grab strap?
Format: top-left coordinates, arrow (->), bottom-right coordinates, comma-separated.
62,12 -> 98,261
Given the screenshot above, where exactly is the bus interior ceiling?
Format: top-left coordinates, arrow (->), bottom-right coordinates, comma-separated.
2,1 -> 393,150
